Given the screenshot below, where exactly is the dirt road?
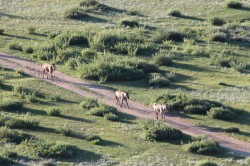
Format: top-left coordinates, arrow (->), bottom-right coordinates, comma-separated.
1,52 -> 250,156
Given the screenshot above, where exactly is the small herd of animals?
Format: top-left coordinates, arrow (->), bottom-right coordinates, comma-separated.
41,63 -> 170,121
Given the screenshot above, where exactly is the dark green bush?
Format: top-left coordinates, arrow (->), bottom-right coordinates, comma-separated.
0,78 -> 4,87
57,50 -> 73,63
184,105 -> 209,115
88,105 -> 117,117
80,0 -> 99,7
197,160 -> 218,166
81,48 -> 97,59
183,138 -> 220,154
8,42 -> 23,51
68,33 -> 88,46
23,46 -> 34,54
0,99 -> 23,111
84,135 -> 102,145
167,9 -> 181,17
144,124 -> 182,141
46,107 -> 61,116
209,17 -> 225,26
119,19 -> 139,28
153,53 -> 173,66
149,73 -> 171,87
64,8 -> 89,19
165,31 -> 184,42
80,98 -> 99,110
225,127 -> 240,133
209,33 -> 227,42
246,157 -> 250,165
207,107 -> 236,120
0,156 -> 14,166
104,113 -> 119,121
225,0 -> 243,9
0,29 -> 5,35
55,126 -> 74,136
66,58 -> 80,69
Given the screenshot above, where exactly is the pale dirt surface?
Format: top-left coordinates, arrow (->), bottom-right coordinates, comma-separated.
1,52 -> 250,156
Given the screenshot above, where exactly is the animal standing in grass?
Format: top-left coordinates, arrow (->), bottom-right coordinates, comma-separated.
115,90 -> 129,108
153,103 -> 169,121
42,63 -> 56,81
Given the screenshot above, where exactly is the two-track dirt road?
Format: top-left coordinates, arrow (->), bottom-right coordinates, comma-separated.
1,52 -> 250,156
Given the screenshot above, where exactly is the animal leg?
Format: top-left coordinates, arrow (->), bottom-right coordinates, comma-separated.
125,99 -> 129,109
155,112 -> 158,120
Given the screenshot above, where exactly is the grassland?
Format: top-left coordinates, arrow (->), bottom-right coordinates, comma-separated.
0,0 -> 250,164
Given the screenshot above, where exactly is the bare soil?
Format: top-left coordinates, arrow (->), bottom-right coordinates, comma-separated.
1,52 -> 250,156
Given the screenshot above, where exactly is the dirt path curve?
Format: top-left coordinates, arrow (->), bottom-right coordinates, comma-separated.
1,52 -> 250,156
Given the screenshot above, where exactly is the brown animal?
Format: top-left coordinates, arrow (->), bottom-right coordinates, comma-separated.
152,103 -> 169,121
115,90 -> 129,108
42,63 -> 56,81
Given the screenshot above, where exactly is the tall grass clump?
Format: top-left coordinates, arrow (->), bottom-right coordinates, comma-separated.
8,42 -> 23,51
80,98 -> 99,110
65,57 -> 81,69
142,120 -> 182,141
57,50 -> 73,63
183,136 -> 220,154
207,107 -> 236,121
81,48 -> 97,59
149,73 -> 171,87
210,52 -> 231,67
55,124 -> 74,136
64,8 -> 89,19
167,9 -> 181,17
225,0 -> 243,9
87,32 -> 108,51
0,99 -> 23,111
46,107 -> 61,116
209,17 -> 225,26
153,50 -> 173,66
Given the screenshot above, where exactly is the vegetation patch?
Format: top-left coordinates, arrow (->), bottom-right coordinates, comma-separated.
225,0 -> 243,9
167,9 -> 181,17
104,113 -> 119,121
64,8 -> 89,19
149,73 -> 171,87
0,156 -> 15,166
46,107 -> 61,116
209,17 -> 225,26
196,160 -> 218,166
119,19 -> 139,28
80,98 -> 99,110
0,99 -> 23,111
8,42 -> 23,51
225,127 -> 240,133
88,105 -> 117,117
0,29 -> 5,35
207,107 -> 236,121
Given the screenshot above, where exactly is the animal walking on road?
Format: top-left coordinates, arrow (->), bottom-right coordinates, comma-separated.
115,90 -> 129,109
41,63 -> 56,81
152,103 -> 169,121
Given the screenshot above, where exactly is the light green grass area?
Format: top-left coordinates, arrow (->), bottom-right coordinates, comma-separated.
0,0 -> 250,163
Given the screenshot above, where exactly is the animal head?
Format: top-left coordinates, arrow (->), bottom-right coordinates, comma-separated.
125,92 -> 129,99
51,63 -> 56,71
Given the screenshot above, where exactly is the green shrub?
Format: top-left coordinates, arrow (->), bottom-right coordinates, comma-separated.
229,60 -> 246,72
144,123 -> 182,141
119,19 -> 139,28
225,127 -> 240,133
184,105 -> 209,115
80,98 -> 99,110
0,29 -> 5,35
209,17 -> 225,26
153,29 -> 184,42
88,105 -> 117,117
6,113 -> 39,129
8,42 -> 23,51
196,160 -> 218,166
17,139 -> 77,158
207,107 -> 236,120
183,138 -> 220,154
46,107 -> 61,116
80,0 -> 99,7
104,113 -> 119,121
209,33 -> 227,42
27,27 -> 36,34
55,126 -> 74,136
25,93 -> 36,103
0,126 -> 31,144
68,33 -> 88,46
66,57 -> 81,69
84,135 -> 102,145
0,156 -> 14,166
149,73 -> 171,87
57,50 -> 73,63
153,51 -> 173,66
191,135 -> 208,142
167,9 -> 181,17
64,8 -> 89,19
210,52 -> 231,67
81,48 -> 97,59
225,0 -> 243,9
23,46 -> 34,54
0,99 -> 23,111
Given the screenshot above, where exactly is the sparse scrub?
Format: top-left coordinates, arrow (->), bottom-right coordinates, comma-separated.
104,113 -> 119,121
153,29 -> 184,43
209,17 -> 225,26
210,52 -> 231,67
55,125 -> 74,136
0,78 -> 4,87
46,107 -> 61,116
183,138 -> 220,154
207,107 -> 236,121
80,98 -> 99,110
8,42 -> 23,51
64,8 -> 89,19
225,0 -> 243,9
167,9 -> 181,17
84,135 -> 102,145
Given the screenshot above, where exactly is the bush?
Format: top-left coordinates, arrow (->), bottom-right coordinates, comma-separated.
229,60 -> 246,72
165,31 -> 184,42
225,127 -> 240,133
81,48 -> 97,59
225,0 -> 243,9
104,113 -> 119,121
209,33 -> 227,42
207,107 -> 236,120
6,113 -> 39,129
184,105 -> 209,115
64,8 -> 89,19
80,98 -> 99,110
8,42 -> 23,51
88,105 -> 117,117
46,107 -> 61,116
210,52 -> 231,67
149,73 -> 171,87
80,0 -> 99,7
17,139 -> 77,158
57,50 -> 73,63
0,78 -> 4,87
23,46 -> 34,54
68,33 -> 88,46
183,138 -> 220,154
153,51 -> 173,66
209,17 -> 225,26
119,19 -> 139,28
0,126 -> 31,144
27,27 -> 36,34
0,99 -> 23,111
0,29 -> 5,35
196,160 -> 218,166
167,9 -> 181,17
144,123 -> 182,141
55,126 -> 74,136
66,57 -> 81,69
0,156 -> 14,166
84,135 -> 102,145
